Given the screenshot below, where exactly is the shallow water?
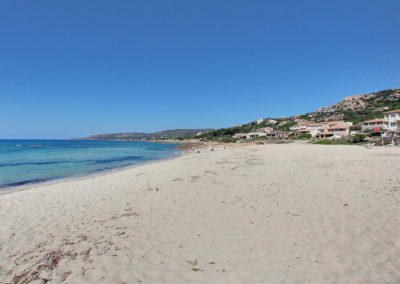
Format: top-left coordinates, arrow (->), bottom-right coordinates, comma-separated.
0,140 -> 181,187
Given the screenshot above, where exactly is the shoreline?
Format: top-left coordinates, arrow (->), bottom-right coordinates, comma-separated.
0,139 -> 388,195
0,140 -> 254,195
0,140 -> 371,195
0,147 -> 186,195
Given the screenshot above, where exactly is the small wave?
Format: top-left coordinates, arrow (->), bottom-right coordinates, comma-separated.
93,155 -> 146,164
0,177 -> 52,188
14,144 -> 44,148
0,161 -> 68,168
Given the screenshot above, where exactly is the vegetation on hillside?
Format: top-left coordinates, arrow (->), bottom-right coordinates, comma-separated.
198,88 -> 399,141
84,129 -> 214,140
197,124 -> 254,140
307,88 -> 400,124
81,88 -> 399,142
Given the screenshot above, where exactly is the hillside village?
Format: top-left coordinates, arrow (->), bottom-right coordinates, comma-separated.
197,88 -> 400,144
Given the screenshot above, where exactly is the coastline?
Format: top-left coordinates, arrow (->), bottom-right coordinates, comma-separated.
0,139 -> 246,195
0,146 -> 186,195
1,143 -> 400,283
0,141 -> 260,194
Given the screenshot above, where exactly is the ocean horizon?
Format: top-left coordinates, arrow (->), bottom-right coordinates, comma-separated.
0,139 -> 182,188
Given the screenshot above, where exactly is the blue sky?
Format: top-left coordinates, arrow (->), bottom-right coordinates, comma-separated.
1,0 -> 399,139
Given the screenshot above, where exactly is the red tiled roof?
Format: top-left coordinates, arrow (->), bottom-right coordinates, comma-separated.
362,119 -> 384,124
383,109 -> 400,114
328,125 -> 348,130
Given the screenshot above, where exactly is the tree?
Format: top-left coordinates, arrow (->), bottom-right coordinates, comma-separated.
352,134 -> 367,143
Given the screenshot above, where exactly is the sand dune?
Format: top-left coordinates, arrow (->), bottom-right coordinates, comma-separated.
1,143 -> 400,283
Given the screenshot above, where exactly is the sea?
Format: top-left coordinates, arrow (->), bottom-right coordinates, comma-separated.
0,140 -> 182,188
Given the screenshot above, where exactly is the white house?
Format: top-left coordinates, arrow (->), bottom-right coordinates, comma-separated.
246,132 -> 266,139
383,109 -> 400,131
316,122 -> 352,139
290,121 -> 352,138
316,106 -> 334,113
255,127 -> 273,133
265,131 -> 292,138
361,119 -> 386,131
233,133 -> 247,139
327,125 -> 351,138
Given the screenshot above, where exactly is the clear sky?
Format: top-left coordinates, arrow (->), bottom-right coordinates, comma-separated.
1,0 -> 399,139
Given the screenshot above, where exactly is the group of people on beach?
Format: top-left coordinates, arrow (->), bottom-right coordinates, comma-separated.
192,145 -> 215,154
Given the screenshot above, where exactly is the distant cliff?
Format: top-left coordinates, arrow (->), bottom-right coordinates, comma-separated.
82,129 -> 214,140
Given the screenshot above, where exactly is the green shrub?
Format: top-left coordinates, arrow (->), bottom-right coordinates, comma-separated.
352,134 -> 367,143
221,137 -> 238,143
293,133 -> 312,139
314,139 -> 334,144
255,136 -> 267,140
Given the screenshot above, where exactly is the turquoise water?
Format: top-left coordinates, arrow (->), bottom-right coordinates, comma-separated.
0,140 -> 181,188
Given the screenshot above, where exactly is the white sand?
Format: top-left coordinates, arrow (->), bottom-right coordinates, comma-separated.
1,143 -> 400,283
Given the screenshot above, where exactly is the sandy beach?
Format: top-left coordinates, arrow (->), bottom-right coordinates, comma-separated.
1,142 -> 400,283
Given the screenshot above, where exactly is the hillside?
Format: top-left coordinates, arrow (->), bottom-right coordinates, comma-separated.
83,129 -> 214,140
198,88 -> 400,140
303,88 -> 400,124
82,88 -> 399,141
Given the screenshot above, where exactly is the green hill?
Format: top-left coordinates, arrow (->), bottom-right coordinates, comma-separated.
198,88 -> 400,140
83,129 -> 214,140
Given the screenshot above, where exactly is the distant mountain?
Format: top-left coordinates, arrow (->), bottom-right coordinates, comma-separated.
82,129 -> 214,140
